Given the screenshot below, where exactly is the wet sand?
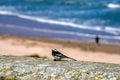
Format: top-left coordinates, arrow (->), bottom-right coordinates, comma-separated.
0,34 -> 120,64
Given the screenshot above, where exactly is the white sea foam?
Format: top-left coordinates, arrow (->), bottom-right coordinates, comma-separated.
107,3 -> 120,9
0,10 -> 120,36
0,10 -> 14,15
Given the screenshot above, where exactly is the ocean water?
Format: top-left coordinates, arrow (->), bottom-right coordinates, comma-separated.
0,0 -> 120,43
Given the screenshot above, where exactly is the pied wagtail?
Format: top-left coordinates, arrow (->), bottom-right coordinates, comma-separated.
52,49 -> 76,61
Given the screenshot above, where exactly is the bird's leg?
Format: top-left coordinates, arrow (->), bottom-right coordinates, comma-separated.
53,59 -> 57,61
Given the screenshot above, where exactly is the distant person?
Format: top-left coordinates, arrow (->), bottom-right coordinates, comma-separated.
95,35 -> 100,45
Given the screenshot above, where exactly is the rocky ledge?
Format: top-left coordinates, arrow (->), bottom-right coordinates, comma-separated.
0,55 -> 120,80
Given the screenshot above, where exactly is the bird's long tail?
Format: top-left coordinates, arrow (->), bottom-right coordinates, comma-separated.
67,56 -> 77,61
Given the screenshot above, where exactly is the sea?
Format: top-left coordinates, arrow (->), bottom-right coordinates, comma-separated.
0,0 -> 120,43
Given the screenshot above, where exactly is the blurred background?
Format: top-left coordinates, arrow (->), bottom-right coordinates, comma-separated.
0,0 -> 120,43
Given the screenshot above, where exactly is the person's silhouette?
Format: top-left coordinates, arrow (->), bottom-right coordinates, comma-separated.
95,35 -> 100,45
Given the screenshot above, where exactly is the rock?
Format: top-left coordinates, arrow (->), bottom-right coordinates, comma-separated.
0,55 -> 120,80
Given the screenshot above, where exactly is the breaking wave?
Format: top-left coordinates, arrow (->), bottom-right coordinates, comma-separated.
0,10 -> 120,36
107,3 -> 120,9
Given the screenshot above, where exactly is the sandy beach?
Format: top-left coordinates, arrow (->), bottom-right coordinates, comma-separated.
0,34 -> 120,64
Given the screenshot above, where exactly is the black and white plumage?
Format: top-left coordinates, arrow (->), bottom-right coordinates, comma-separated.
52,49 -> 76,61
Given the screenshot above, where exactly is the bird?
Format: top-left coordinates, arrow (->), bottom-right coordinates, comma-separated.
52,49 -> 77,61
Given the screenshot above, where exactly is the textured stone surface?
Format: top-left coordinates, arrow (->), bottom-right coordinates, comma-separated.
0,55 -> 120,80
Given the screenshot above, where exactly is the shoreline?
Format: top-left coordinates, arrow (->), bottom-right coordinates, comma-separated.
1,34 -> 120,54
0,14 -> 120,44
0,34 -> 120,64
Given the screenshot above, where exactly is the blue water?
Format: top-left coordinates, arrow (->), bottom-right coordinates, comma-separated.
0,0 -> 120,43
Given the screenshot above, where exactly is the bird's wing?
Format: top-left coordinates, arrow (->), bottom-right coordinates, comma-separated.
55,51 -> 66,57
59,51 -> 68,57
57,51 -> 76,60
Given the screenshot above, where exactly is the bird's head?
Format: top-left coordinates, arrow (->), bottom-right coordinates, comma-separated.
52,48 -> 57,52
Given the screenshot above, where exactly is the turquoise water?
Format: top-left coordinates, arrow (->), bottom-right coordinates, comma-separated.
0,0 -> 120,43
